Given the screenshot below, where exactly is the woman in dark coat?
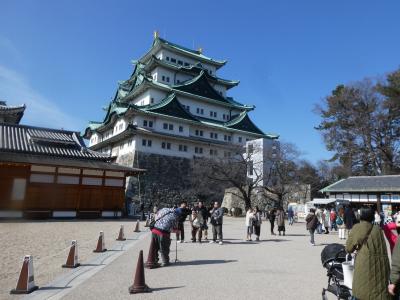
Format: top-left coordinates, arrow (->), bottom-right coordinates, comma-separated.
276,208 -> 286,236
268,208 -> 276,235
346,208 -> 391,300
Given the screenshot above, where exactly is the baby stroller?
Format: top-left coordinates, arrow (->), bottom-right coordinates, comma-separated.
321,243 -> 352,300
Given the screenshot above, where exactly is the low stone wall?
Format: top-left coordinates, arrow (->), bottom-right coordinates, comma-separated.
116,152 -> 226,206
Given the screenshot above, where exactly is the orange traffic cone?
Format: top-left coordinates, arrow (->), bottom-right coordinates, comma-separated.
62,240 -> 80,268
10,255 -> 38,294
93,231 -> 107,252
129,250 -> 151,294
134,220 -> 140,233
145,237 -> 160,269
116,225 -> 126,241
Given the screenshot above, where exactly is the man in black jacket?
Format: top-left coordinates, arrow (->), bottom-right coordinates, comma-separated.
194,201 -> 210,241
176,201 -> 191,243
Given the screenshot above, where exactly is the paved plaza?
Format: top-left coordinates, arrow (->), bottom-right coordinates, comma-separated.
7,217 -> 347,300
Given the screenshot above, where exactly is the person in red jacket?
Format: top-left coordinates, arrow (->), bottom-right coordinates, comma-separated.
330,208 -> 337,231
383,217 -> 400,253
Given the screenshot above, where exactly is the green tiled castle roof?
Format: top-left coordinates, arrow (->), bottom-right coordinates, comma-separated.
139,37 -> 226,69
143,56 -> 239,89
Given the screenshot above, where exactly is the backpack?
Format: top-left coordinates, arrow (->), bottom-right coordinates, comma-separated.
336,216 -> 343,226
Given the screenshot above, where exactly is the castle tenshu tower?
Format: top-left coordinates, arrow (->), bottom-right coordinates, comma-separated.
84,33 -> 278,204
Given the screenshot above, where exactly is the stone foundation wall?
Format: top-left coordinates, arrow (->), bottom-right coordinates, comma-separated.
116,152 -> 226,207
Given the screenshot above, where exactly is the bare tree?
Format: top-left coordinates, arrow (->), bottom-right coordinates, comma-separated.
192,144 -> 264,210
263,142 -> 301,207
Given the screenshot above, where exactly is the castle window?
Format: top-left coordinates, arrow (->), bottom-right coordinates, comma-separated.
168,124 -> 173,131
179,126 -> 183,132
178,60 -> 183,65
177,79 -> 180,84
161,142 -> 166,149
151,97 -> 154,104
238,137 -> 242,143
166,56 -> 170,61
195,147 -> 204,154
149,121 -> 153,128
166,77 -> 170,83
143,120 -> 147,127
184,62 -> 190,67
178,145 -> 187,152
163,123 -> 168,130
162,75 -> 165,81
167,142 -> 171,149
171,58 -> 176,63
142,139 -> 146,146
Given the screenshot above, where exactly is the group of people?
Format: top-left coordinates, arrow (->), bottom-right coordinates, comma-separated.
266,207 -> 286,236
307,205 -> 400,299
149,201 -> 224,267
306,206 -> 359,243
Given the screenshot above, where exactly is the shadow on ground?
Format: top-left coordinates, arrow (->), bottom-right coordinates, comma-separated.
38,286 -> 71,291
171,259 -> 237,266
284,234 -> 308,237
80,263 -> 106,267
151,286 -> 185,292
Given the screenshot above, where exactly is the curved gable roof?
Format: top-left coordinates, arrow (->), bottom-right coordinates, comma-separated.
142,93 -> 199,122
173,71 -> 229,104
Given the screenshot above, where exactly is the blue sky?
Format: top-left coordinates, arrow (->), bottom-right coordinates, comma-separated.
1,0 -> 399,163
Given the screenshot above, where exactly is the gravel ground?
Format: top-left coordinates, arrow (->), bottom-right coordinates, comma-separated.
24,217 -> 350,300
0,219 -> 145,300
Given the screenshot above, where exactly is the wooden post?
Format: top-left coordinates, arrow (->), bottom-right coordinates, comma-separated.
377,194 -> 382,213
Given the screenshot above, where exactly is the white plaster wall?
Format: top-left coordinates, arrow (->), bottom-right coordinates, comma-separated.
177,95 -> 232,122
156,49 -> 217,76
130,134 -> 227,159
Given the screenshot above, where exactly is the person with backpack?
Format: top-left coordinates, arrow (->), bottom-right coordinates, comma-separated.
336,207 -> 346,240
150,205 -> 184,267
306,208 -> 318,246
346,208 -> 390,299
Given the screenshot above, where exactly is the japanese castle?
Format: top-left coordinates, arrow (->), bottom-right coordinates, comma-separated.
84,32 -> 278,163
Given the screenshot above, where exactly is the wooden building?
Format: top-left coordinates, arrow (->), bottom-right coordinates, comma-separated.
0,122 -> 144,219
320,175 -> 400,213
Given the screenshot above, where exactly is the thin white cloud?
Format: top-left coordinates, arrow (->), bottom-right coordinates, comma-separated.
0,64 -> 84,131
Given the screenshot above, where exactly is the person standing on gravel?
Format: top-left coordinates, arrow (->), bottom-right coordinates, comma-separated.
276,208 -> 286,236
306,208 -> 318,246
194,201 -> 210,241
245,208 -> 255,241
253,206 -> 262,241
151,206 -> 183,266
176,201 -> 191,243
210,201 -> 224,245
268,208 -> 276,235
190,210 -> 204,243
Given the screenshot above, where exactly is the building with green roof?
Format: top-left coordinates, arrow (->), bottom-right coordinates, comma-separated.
83,32 -> 279,203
